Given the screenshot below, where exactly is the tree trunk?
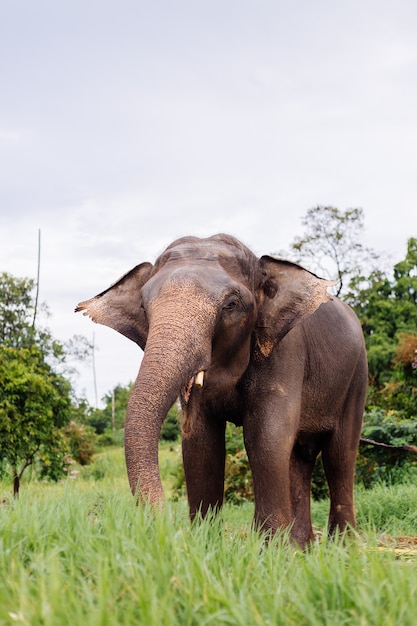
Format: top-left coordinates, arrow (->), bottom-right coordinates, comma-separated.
13,468 -> 19,498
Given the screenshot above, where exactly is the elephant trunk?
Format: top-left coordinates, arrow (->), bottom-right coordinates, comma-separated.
124,296 -> 215,503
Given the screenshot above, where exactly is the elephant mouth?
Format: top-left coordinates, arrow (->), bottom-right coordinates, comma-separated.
181,370 -> 205,405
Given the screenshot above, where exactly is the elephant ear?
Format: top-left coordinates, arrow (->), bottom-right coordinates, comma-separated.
75,262 -> 153,350
255,255 -> 336,356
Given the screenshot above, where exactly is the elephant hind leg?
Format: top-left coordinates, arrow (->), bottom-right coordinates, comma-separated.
322,389 -> 365,536
322,353 -> 367,536
321,436 -> 359,535
290,437 -> 321,548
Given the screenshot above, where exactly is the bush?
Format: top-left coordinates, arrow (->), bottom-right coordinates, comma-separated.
64,421 -> 96,465
160,405 -> 181,442
97,428 -> 124,448
357,407 -> 417,488
37,430 -> 72,482
224,424 -> 253,504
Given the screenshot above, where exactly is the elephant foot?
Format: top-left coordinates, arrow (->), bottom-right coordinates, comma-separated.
328,503 -> 356,537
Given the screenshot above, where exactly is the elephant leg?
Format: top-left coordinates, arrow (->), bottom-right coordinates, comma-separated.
322,394 -> 364,535
289,439 -> 321,547
182,413 -> 226,520
322,444 -> 356,535
243,410 -> 294,537
243,354 -> 306,541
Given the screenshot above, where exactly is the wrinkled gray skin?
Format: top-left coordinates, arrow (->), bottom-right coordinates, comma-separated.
76,234 -> 367,547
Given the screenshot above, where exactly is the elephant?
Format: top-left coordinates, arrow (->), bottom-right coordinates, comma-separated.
76,233 -> 367,547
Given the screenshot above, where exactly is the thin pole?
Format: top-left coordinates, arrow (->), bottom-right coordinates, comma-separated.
92,331 -> 98,408
111,389 -> 115,431
32,229 -> 41,331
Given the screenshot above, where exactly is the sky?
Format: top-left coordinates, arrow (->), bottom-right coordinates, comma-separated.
1,0 -> 416,406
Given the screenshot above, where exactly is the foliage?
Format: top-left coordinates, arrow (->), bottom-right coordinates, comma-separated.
97,427 -> 125,448
0,273 -> 95,494
224,423 -> 253,504
353,237 -> 417,387
93,383 -> 133,432
37,432 -> 73,482
0,272 -> 92,371
286,206 -> 379,297
160,404 -> 181,441
82,447 -> 128,481
0,345 -> 73,494
0,273 -> 37,347
394,332 -> 417,370
356,408 -> 417,488
64,421 -> 96,465
355,482 -> 417,535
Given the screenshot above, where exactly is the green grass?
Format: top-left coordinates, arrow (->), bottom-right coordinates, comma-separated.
1,446 -> 417,625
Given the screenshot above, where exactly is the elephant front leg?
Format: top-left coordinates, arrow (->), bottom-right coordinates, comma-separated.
182,412 -> 226,520
243,415 -> 294,538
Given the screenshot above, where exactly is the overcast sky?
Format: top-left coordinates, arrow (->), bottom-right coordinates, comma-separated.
1,0 -> 416,406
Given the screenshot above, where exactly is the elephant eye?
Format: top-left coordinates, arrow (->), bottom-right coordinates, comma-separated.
264,279 -> 278,299
223,295 -> 239,311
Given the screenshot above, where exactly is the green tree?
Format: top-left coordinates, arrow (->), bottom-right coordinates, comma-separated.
354,238 -> 417,388
160,404 -> 181,442
0,273 -> 95,494
0,273 -> 37,347
355,238 -> 417,479
0,346 -> 72,495
0,271 -> 91,370
98,384 -> 134,433
64,421 -> 96,466
287,206 -> 378,297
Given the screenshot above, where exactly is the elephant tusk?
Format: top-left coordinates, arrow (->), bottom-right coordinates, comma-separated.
195,371 -> 205,388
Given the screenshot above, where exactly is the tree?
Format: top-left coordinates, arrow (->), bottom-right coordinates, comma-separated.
0,271 -> 91,369
0,346 -> 72,495
98,384 -> 134,432
160,404 -> 181,442
354,238 -> 417,388
0,273 -> 94,494
287,206 -> 378,297
0,273 -> 37,347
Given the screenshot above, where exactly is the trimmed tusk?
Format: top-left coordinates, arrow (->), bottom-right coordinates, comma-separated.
195,371 -> 205,388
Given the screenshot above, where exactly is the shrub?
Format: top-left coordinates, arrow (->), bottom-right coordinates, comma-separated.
64,421 -> 96,465
160,405 -> 181,442
357,407 -> 417,488
97,428 -> 124,448
224,424 -> 253,504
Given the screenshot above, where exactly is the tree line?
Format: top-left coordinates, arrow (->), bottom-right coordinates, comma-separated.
1,206 -> 416,496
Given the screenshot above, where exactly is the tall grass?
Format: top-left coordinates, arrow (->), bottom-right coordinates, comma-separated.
1,447 -> 417,625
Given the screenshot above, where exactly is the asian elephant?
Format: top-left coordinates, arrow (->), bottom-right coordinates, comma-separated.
76,234 -> 367,547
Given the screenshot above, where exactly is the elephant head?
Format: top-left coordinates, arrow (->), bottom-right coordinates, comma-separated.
76,234 -> 334,506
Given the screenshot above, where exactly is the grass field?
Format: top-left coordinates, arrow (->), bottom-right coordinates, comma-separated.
1,445 -> 417,625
